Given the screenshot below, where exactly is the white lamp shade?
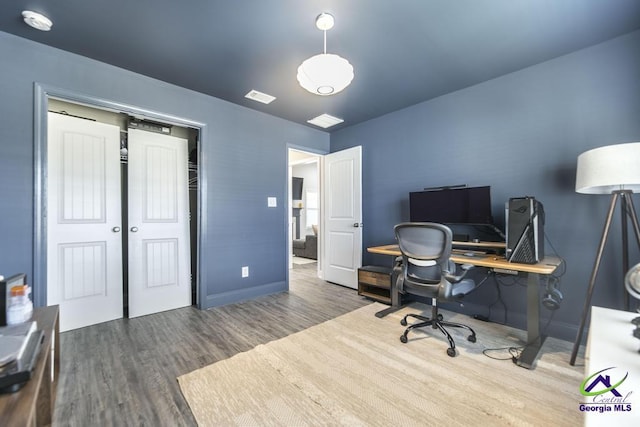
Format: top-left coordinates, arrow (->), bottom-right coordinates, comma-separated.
297,53 -> 354,96
575,142 -> 640,194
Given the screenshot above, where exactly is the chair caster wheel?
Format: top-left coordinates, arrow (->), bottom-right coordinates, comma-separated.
437,314 -> 443,321
400,335 -> 408,343
468,335 -> 476,343
400,318 -> 407,326
447,348 -> 456,357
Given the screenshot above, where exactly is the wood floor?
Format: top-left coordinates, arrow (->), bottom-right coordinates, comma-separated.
52,262 -> 370,426
51,262 -> 586,426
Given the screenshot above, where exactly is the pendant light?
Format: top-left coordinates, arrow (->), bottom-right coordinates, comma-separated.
297,13 -> 354,96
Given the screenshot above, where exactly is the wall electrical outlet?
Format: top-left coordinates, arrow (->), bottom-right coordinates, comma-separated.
242,266 -> 249,277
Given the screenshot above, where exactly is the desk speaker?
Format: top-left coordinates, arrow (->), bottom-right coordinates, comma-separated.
505,197 -> 544,264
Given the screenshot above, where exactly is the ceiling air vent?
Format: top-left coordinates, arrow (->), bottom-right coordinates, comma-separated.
307,114 -> 344,129
245,90 -> 276,105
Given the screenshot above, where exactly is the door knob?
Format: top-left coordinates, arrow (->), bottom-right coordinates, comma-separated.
112,227 -> 121,233
353,223 -> 363,228
130,227 -> 138,232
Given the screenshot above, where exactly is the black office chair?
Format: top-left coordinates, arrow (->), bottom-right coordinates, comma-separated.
394,222 -> 478,357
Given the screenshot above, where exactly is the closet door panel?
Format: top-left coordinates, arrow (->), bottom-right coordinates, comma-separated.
47,113 -> 124,332
127,129 -> 191,318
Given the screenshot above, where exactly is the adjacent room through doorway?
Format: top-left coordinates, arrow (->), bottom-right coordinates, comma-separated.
288,149 -> 320,274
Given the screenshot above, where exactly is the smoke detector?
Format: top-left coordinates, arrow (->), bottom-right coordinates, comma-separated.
22,11 -> 53,31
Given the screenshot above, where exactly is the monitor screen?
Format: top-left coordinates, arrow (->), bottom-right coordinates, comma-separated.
409,186 -> 504,242
409,186 -> 493,224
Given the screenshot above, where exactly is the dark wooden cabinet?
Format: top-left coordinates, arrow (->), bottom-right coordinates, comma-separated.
358,265 -> 393,304
0,306 -> 60,426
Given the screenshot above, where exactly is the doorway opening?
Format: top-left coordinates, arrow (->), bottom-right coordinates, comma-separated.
286,145 -> 364,290
288,149 -> 321,276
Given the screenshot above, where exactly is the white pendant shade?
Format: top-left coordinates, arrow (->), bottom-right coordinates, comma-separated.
297,54 -> 354,95
575,142 -> 640,194
297,13 -> 354,96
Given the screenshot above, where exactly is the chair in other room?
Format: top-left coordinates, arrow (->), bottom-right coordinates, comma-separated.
394,222 -> 478,357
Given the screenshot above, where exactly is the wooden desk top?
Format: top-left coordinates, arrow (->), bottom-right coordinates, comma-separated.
367,244 -> 561,275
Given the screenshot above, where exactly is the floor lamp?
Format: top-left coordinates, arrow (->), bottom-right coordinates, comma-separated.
569,142 -> 640,366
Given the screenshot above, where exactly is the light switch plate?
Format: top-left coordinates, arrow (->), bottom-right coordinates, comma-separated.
268,197 -> 277,207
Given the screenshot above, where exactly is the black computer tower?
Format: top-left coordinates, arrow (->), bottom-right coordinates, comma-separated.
505,197 -> 544,264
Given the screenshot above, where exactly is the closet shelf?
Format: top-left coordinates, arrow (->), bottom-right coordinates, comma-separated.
188,161 -> 198,190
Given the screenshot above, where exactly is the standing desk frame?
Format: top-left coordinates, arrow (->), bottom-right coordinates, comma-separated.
367,244 -> 561,369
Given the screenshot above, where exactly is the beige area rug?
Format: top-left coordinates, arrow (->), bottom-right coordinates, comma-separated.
178,303 -> 585,426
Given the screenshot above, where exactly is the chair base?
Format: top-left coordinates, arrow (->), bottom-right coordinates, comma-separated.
399,310 -> 476,357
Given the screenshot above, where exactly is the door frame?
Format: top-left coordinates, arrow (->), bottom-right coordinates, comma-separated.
33,83 -> 207,308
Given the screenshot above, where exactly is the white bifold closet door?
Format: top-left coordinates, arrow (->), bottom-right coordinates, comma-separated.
47,114 -> 192,331
47,113 -> 124,332
126,129 -> 191,318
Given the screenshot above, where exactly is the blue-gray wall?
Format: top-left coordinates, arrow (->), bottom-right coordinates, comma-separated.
0,31 -> 329,309
331,30 -> 640,341
2,27 -> 640,342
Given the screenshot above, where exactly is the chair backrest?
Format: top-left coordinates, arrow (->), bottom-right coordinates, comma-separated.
394,222 -> 454,297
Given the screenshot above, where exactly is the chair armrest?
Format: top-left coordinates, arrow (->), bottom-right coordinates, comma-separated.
392,256 -> 405,294
444,263 -> 474,283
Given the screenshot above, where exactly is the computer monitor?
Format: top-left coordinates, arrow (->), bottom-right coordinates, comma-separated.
409,186 -> 504,242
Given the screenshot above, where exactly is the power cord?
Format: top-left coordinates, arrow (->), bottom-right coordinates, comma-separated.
544,230 -> 567,278
482,222 -> 566,363
487,272 -> 511,324
482,309 -> 556,363
472,269 -> 493,291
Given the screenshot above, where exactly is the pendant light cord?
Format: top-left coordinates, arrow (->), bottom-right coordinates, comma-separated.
323,30 -> 327,54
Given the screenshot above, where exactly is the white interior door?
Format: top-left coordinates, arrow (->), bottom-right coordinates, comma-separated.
47,113 -> 123,331
127,129 -> 191,318
322,146 -> 362,289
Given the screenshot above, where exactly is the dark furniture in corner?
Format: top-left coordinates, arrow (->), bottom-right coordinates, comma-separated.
0,305 -> 60,426
358,265 -> 393,304
394,222 -> 478,357
293,234 -> 317,260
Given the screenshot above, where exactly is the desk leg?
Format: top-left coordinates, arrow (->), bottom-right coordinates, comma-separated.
516,272 -> 546,369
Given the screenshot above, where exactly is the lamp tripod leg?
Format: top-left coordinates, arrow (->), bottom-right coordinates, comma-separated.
623,194 -> 640,311
569,193 -> 619,366
626,196 -> 640,245
622,196 -> 629,310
